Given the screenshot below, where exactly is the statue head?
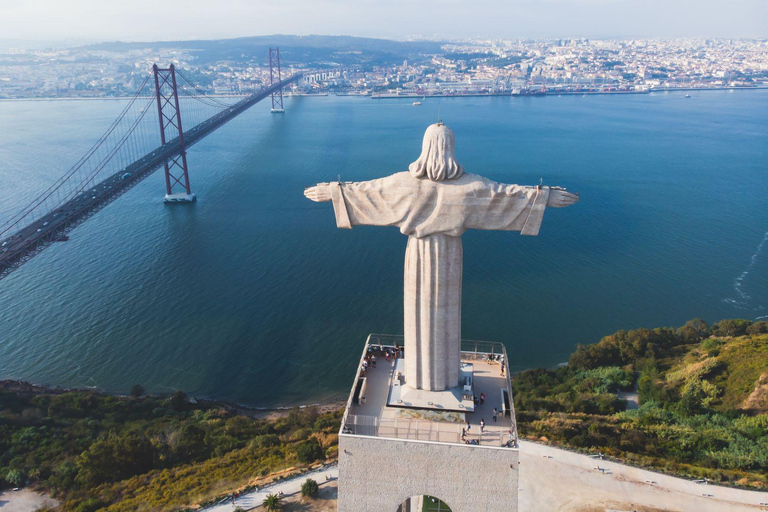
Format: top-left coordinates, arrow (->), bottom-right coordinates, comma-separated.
409,123 -> 464,181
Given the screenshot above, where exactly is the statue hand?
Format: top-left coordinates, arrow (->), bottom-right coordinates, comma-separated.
546,187 -> 579,208
304,183 -> 332,202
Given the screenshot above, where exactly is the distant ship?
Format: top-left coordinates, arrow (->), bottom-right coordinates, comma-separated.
684,93 -> 691,98
413,101 -> 422,106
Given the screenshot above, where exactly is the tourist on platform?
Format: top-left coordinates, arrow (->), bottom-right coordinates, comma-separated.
493,408 -> 498,422
480,419 -> 485,433
480,392 -> 486,405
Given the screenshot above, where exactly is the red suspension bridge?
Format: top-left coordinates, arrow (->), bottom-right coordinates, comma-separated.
0,48 -> 299,281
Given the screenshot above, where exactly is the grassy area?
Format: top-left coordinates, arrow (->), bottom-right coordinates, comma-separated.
0,385 -> 341,511
513,318 -> 768,489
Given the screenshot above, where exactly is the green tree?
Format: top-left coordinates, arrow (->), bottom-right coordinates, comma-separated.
263,493 -> 283,511
75,434 -> 157,487
130,384 -> 145,398
170,423 -> 209,463
170,390 -> 188,411
301,478 -> 319,497
4,468 -> 24,487
296,438 -> 324,464
638,366 -> 662,404
712,319 -> 752,337
677,318 -> 711,343
677,380 -> 706,416
746,321 -> 768,335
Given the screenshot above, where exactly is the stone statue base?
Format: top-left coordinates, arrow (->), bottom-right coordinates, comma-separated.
387,358 -> 475,412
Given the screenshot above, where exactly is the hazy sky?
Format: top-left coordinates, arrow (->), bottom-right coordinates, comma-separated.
1,0 -> 766,43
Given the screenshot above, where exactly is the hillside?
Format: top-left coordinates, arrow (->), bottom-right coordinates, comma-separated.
83,34 -> 446,67
1,318 -> 765,511
0,387 -> 341,511
513,318 -> 768,489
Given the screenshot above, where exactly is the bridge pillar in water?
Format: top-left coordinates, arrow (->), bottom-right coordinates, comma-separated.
269,48 -> 285,113
153,64 -> 196,203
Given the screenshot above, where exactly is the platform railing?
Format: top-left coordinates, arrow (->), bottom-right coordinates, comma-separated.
340,334 -> 518,448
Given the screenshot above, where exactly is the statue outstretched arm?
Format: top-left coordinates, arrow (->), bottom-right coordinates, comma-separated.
304,183 -> 331,202
304,174 -> 413,230
546,187 -> 579,208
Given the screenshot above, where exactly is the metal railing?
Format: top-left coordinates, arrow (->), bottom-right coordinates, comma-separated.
340,334 -> 519,448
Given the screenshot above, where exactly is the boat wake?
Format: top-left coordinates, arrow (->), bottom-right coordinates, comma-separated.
723,230 -> 768,317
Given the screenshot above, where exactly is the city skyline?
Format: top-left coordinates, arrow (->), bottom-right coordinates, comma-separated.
1,0 -> 767,44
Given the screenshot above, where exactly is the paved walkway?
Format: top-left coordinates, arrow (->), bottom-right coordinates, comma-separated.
200,441 -> 768,512
519,441 -> 768,511
201,464 -> 337,512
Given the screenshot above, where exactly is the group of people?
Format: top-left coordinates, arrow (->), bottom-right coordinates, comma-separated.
460,392 -> 509,445
485,353 -> 506,376
361,353 -> 377,374
361,345 -> 400,375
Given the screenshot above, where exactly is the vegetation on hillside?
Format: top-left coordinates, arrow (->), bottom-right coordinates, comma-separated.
513,318 -> 768,488
2,317 -> 766,511
0,385 -> 341,511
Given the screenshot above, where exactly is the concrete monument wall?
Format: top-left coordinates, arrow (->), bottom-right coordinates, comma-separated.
338,434 -> 519,512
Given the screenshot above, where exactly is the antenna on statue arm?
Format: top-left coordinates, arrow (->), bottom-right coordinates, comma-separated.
437,102 -> 442,125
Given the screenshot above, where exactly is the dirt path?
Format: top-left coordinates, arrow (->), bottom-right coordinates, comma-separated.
0,489 -> 58,512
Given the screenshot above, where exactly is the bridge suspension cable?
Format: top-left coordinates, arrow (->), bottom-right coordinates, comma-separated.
0,48 -> 299,281
0,74 -> 155,238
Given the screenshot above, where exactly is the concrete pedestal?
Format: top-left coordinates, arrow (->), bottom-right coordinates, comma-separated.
338,434 -> 519,512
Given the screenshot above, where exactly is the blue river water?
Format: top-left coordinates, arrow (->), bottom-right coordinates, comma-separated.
0,91 -> 766,407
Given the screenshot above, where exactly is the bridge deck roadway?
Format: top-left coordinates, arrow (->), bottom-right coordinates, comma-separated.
0,74 -> 301,280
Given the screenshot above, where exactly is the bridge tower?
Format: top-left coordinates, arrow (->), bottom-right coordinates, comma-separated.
269,48 -> 285,113
153,64 -> 196,203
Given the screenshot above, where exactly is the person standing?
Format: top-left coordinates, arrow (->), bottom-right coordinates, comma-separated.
480,419 -> 485,433
492,408 -> 498,422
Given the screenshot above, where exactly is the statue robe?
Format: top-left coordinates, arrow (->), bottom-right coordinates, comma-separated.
328,172 -> 551,391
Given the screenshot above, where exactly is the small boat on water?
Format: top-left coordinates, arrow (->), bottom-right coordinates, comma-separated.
413,101 -> 422,106
684,93 -> 691,98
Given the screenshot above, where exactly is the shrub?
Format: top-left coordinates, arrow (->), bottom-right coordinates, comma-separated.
289,427 -> 313,442
747,321 -> 768,335
71,498 -> 108,512
4,468 -> 24,487
700,337 -> 724,356
712,319 -> 752,337
75,434 -> 157,487
301,477 -> 319,497
129,384 -> 145,398
251,434 -> 281,449
296,438 -> 324,464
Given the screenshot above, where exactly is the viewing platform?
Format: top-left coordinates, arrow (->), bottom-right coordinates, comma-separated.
340,334 -> 519,449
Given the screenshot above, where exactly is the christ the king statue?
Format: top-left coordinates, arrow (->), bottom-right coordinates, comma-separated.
305,123 -> 578,392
